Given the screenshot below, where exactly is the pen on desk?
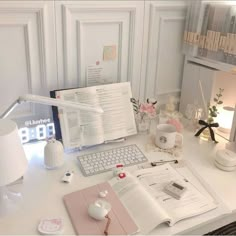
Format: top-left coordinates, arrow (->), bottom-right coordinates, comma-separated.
151,160 -> 178,166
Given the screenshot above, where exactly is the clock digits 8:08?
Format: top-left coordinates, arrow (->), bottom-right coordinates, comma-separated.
19,123 -> 55,143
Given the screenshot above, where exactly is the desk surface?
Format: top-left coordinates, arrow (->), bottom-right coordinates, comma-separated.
1,129 -> 236,235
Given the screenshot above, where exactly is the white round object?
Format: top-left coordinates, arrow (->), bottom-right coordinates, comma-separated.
88,200 -> 111,220
215,149 -> 236,167
44,139 -> 64,169
214,160 -> 236,172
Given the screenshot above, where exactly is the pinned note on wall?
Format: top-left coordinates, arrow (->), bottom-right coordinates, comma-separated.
103,45 -> 117,61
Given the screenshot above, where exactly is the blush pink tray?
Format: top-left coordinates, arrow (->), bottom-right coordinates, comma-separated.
63,182 -> 139,235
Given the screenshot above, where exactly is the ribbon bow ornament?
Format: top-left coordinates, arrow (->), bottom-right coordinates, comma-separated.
194,120 -> 219,143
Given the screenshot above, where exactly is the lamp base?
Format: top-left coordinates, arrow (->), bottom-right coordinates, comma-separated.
0,186 -> 22,217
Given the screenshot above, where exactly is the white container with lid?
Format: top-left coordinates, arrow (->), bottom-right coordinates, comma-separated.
215,149 -> 236,171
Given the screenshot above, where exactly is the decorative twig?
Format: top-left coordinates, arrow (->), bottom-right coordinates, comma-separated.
198,80 -> 208,117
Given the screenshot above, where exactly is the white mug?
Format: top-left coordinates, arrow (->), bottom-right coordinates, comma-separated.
155,124 -> 183,149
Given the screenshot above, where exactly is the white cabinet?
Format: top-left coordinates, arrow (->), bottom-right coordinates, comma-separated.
55,1 -> 144,98
180,58 -> 236,141
140,1 -> 187,101
0,1 -> 57,120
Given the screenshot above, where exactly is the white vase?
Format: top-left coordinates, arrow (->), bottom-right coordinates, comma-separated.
44,139 -> 64,169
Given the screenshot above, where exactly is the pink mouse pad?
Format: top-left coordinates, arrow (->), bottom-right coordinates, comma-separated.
63,182 -> 139,235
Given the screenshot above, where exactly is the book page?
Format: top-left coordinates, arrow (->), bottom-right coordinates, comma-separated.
95,82 -> 137,141
109,174 -> 170,235
56,88 -> 104,148
56,82 -> 136,149
133,164 -> 217,226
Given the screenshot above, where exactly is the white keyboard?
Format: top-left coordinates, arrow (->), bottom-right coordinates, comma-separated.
77,144 -> 148,176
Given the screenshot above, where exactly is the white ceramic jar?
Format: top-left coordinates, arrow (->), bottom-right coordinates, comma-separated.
44,139 -> 64,169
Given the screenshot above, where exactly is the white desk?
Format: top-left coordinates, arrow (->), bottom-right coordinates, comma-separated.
0,130 -> 236,235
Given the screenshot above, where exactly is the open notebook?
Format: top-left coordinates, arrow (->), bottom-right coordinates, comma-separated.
109,162 -> 219,234
63,182 -> 139,235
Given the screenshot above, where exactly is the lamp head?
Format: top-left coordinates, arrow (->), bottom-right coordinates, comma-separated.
0,119 -> 28,186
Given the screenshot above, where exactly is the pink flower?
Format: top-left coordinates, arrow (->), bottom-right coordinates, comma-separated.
139,103 -> 156,116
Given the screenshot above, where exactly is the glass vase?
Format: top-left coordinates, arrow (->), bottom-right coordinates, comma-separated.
136,116 -> 151,134
200,128 -> 211,141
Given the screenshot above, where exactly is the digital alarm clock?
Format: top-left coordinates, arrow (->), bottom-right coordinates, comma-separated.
18,123 -> 55,143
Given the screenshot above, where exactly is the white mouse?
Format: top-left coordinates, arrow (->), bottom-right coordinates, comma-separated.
88,200 -> 111,220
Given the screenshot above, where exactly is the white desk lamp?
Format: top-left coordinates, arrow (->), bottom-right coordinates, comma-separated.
0,94 -> 103,216
1,94 -> 103,119
0,119 -> 28,216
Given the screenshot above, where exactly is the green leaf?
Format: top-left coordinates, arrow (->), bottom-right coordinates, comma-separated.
218,101 -> 223,104
214,98 -> 218,102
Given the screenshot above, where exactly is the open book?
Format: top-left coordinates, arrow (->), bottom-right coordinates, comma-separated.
53,82 -> 137,149
109,162 -> 218,235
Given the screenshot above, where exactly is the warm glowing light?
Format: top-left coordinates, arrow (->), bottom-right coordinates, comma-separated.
218,106 -> 234,133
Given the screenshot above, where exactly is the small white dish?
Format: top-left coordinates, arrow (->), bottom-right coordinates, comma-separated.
38,217 -> 64,235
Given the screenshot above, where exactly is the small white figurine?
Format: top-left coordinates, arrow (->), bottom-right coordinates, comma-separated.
44,139 -> 64,169
165,96 -> 177,113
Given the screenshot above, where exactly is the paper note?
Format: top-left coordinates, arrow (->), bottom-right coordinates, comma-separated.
103,45 -> 117,61
86,63 -> 104,86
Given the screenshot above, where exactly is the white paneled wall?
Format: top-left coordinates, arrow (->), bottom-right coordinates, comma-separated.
0,0 -> 187,121
0,1 -> 57,120
55,1 -> 144,98
140,1 -> 187,101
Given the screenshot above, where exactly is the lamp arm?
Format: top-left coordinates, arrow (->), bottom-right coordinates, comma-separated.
0,99 -> 21,119
19,94 -> 103,113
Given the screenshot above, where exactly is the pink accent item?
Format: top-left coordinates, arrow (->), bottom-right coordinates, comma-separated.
116,164 -> 123,168
38,217 -> 63,234
118,173 -> 126,179
63,182 -> 138,235
167,118 -> 183,133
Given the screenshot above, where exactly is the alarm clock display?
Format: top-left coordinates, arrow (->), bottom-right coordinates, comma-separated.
18,123 -> 55,143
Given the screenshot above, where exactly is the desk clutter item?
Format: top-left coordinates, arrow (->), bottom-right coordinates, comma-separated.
77,144 -> 148,176
44,139 -> 64,169
145,135 -> 182,157
155,124 -> 183,149
63,182 -> 139,235
88,199 -> 111,220
215,149 -> 236,171
61,171 -> 74,183
163,181 -> 187,200
38,217 -> 64,235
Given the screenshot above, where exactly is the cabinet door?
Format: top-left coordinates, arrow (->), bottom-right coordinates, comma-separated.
179,60 -> 215,116
55,0 -> 144,98
0,1 -> 57,121
140,0 -> 187,101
